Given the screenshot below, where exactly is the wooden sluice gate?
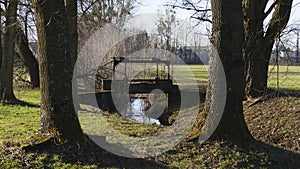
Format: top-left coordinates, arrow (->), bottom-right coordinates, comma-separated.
78,57 -> 203,114
100,79 -> 177,93
78,80 -> 181,112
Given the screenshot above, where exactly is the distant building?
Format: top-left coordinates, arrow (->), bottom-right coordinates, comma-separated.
270,50 -> 300,65
174,46 -> 209,65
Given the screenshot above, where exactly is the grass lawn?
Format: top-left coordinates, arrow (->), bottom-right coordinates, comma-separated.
173,65 -> 209,82
1,66 -> 300,168
0,88 -> 40,142
174,65 -> 300,90
0,88 -> 300,168
268,65 -> 300,90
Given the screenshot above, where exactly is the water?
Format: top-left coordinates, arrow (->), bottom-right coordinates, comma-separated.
124,98 -> 161,125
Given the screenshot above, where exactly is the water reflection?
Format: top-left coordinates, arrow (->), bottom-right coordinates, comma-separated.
125,98 -> 161,125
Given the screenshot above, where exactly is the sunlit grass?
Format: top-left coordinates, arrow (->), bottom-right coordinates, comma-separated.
115,64 -> 300,90
173,64 -> 208,81
268,65 -> 300,90
1,64 -> 297,143
0,83 -> 299,168
0,88 -> 40,143
173,64 -> 300,90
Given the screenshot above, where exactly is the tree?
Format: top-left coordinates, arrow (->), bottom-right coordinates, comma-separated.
13,0 -> 40,88
32,0 -> 84,142
199,0 -> 253,144
0,0 -> 18,103
243,0 -> 293,97
156,9 -> 177,50
170,0 -> 294,97
168,0 -> 211,23
15,26 -> 40,88
0,8 -> 3,95
77,0 -> 136,49
66,0 -> 78,68
78,0 -> 135,28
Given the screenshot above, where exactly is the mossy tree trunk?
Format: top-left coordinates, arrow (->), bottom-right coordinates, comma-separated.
15,26 -> 40,88
243,0 -> 293,98
200,0 -> 253,144
0,0 -> 18,103
33,0 -> 85,142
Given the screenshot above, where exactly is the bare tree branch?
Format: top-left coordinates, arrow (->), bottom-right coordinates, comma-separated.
263,0 -> 279,20
191,16 -> 211,23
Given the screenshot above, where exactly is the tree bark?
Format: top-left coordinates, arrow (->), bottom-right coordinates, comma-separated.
33,0 -> 84,142
65,0 -> 78,68
243,0 -> 293,97
65,0 -> 80,111
15,26 -> 40,88
0,0 -> 18,103
0,11 -> 3,96
200,0 -> 253,144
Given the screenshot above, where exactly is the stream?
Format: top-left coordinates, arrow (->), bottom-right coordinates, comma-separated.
124,98 -> 161,125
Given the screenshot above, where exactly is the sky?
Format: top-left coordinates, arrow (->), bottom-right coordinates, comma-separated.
127,0 -> 211,46
131,0 -> 300,47
289,1 -> 300,24
135,0 -> 300,23
135,0 -> 193,19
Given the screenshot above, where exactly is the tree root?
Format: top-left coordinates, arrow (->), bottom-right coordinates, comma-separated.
20,134 -> 57,152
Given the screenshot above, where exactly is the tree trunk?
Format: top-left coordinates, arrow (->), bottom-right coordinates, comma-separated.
0,12 -> 3,96
243,0 -> 265,97
200,0 -> 253,144
65,0 -> 78,67
0,0 -> 18,103
15,27 -> 40,88
33,0 -> 84,142
243,0 -> 293,98
65,0 -> 79,110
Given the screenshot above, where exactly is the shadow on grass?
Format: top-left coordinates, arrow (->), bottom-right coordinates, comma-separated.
1,99 -> 39,108
245,140 -> 300,168
2,138 -> 299,168
22,138 -> 167,169
267,88 -> 300,98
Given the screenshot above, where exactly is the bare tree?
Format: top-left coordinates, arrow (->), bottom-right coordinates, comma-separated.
167,0 -> 211,23
32,0 -> 85,142
156,9 -> 177,50
0,0 -> 18,103
169,0 -> 294,98
78,0 -> 135,28
243,0 -> 293,97
199,0 -> 253,144
15,26 -> 40,88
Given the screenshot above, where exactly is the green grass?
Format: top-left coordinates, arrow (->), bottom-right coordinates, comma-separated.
0,88 -> 40,143
122,64 -> 300,90
268,65 -> 300,90
0,86 -> 300,168
0,98 -> 272,168
173,65 -> 208,81
173,65 -> 300,90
